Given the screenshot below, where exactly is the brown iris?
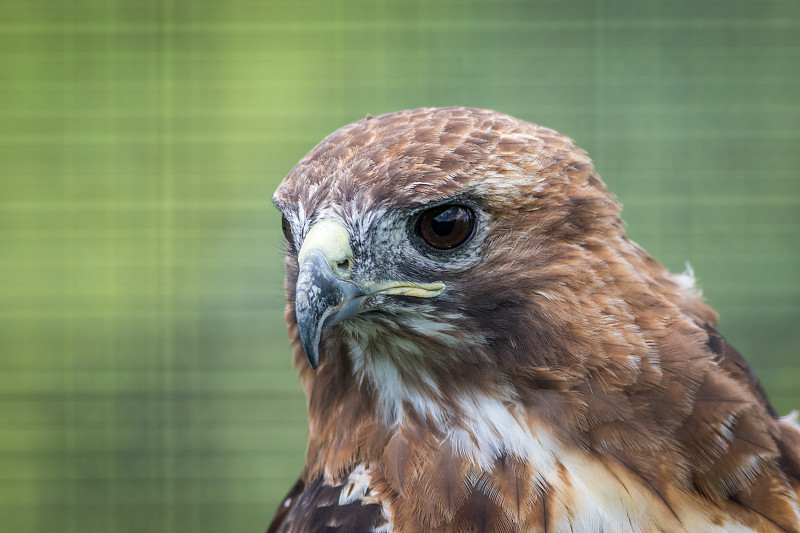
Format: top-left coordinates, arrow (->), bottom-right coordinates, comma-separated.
415,205 -> 475,250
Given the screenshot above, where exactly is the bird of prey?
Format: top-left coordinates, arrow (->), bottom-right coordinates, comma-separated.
267,107 -> 800,532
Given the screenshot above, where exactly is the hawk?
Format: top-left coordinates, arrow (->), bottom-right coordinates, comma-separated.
267,107 -> 800,532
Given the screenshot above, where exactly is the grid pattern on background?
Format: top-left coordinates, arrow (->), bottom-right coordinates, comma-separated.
1,0 -> 799,531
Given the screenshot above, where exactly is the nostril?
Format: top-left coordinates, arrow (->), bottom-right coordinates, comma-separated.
336,259 -> 350,271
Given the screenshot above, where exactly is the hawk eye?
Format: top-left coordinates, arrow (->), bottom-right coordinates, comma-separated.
416,205 -> 475,250
281,215 -> 294,245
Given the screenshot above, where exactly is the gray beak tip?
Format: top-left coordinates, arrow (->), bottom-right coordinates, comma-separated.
299,333 -> 320,370
294,249 -> 357,371
296,296 -> 324,370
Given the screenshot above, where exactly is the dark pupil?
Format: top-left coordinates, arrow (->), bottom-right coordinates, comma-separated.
431,210 -> 457,236
416,205 -> 474,250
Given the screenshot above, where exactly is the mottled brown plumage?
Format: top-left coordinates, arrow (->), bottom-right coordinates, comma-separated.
268,107 -> 800,532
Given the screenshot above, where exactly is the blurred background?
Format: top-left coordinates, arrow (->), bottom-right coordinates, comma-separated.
1,0 -> 799,531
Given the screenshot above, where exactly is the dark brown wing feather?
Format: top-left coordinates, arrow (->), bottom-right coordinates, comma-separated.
684,325 -> 800,531
266,479 -> 304,533
266,473 -> 388,533
704,324 -> 779,417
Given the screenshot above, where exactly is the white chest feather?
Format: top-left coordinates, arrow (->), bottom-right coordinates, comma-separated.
380,395 -> 760,532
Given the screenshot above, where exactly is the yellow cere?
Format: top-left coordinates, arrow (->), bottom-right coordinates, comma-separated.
297,219 -> 354,268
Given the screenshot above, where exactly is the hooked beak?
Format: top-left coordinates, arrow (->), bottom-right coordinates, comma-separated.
294,219 -> 445,369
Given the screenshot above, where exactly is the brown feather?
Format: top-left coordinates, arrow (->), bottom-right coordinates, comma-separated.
731,473 -> 800,533
380,431 -> 423,498
778,419 -> 800,488
485,454 -> 538,525
448,485 -> 519,533
416,440 -> 477,520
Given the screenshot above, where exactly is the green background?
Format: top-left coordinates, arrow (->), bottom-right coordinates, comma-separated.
2,0 -> 799,531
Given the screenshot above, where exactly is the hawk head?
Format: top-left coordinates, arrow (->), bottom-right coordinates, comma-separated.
270,107 -> 800,532
274,107 -> 714,423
